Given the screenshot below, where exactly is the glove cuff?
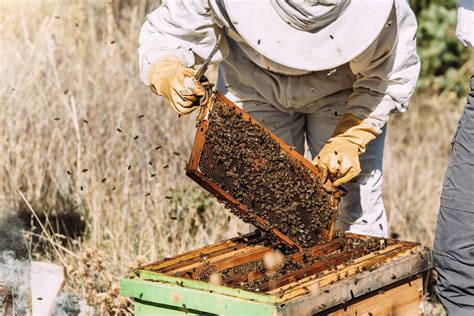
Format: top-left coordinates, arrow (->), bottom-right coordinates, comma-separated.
330,113 -> 378,153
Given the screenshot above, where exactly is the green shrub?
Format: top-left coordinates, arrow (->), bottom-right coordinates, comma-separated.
411,1 -> 471,95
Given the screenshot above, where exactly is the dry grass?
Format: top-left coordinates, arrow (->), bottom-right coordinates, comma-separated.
0,1 -> 470,314
1,2 -> 246,313
384,94 -> 465,245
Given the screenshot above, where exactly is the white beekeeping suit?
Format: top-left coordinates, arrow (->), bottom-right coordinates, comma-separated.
139,0 -> 420,237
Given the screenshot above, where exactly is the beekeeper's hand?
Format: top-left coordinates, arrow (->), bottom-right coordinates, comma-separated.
148,56 -> 206,115
314,114 -> 378,187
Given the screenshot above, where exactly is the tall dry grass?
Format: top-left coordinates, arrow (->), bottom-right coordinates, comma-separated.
384,94 -> 466,245
0,1 -> 471,313
1,2 -> 245,312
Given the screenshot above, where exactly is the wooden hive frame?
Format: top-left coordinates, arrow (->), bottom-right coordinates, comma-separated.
121,233 -> 432,315
185,92 -> 343,251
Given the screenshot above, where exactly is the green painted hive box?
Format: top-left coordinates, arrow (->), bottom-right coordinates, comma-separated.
120,232 -> 432,315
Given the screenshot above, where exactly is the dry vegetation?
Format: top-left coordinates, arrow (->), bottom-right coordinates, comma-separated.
0,1 -> 471,314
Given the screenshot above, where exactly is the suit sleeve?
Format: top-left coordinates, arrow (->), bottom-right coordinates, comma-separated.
138,0 -> 228,84
348,0 -> 421,133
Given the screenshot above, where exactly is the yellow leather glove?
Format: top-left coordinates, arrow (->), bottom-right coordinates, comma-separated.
313,114 -> 378,187
148,56 -> 206,115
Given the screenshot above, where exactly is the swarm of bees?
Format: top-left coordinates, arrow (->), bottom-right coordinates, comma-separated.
57,112 -> 180,202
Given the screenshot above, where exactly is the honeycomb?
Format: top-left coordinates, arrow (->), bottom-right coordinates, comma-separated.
192,95 -> 338,248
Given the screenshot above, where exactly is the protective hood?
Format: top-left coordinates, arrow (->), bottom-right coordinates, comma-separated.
217,0 -> 394,71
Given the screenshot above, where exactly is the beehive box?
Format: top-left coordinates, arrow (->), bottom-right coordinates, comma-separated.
120,232 -> 432,315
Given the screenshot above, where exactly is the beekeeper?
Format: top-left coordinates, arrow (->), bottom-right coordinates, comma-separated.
139,0 -> 420,237
434,1 -> 474,314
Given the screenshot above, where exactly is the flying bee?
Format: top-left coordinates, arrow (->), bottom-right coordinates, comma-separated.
150,173 -> 156,178
101,178 -> 107,183
134,135 -> 139,140
81,168 -> 88,173
82,119 -> 88,124
54,117 -> 60,121
155,146 -> 162,150
116,128 -> 122,133
138,114 -> 144,119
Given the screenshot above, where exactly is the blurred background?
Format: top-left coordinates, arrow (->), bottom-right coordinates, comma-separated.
0,0 -> 472,314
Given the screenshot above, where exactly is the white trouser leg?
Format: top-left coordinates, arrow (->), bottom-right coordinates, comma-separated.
305,107 -> 388,237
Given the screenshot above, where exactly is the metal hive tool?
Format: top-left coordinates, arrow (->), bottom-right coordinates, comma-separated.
186,91 -> 342,251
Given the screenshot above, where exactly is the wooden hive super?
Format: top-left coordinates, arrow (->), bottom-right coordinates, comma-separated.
186,92 -> 342,250
121,232 -> 432,315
